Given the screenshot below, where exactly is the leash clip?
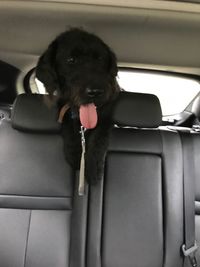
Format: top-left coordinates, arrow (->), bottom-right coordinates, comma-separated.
80,126 -> 86,146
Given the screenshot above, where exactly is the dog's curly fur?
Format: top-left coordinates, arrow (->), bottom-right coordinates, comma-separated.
36,28 -> 120,184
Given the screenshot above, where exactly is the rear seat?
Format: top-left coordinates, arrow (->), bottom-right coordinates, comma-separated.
0,94 -> 88,267
0,92 -> 191,267
87,92 -> 185,267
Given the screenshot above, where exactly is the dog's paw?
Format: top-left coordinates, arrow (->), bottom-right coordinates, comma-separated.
85,162 -> 98,185
85,155 -> 104,184
64,148 -> 81,170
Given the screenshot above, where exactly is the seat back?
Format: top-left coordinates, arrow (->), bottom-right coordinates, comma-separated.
0,94 -> 75,267
87,92 -> 184,267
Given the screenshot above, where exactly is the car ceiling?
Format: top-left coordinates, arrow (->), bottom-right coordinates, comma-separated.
1,0 -> 200,76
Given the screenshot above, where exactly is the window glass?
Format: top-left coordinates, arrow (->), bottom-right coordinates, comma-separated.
117,70 -> 200,116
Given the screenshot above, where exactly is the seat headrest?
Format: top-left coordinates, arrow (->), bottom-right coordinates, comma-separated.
12,92 -> 162,132
113,92 -> 162,128
11,94 -> 61,133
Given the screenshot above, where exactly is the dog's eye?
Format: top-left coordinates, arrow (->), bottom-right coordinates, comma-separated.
66,57 -> 76,64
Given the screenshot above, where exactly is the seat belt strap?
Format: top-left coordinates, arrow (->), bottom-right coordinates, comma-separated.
180,132 -> 198,267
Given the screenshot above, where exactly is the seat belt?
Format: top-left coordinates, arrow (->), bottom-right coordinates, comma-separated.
180,132 -> 198,267
69,171 -> 88,267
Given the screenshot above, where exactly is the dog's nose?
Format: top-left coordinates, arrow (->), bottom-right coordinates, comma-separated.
86,88 -> 103,98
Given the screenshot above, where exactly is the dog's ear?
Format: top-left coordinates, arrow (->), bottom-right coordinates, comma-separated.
108,49 -> 118,77
35,40 -> 58,95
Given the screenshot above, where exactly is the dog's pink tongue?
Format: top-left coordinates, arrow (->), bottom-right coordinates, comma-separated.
79,103 -> 97,129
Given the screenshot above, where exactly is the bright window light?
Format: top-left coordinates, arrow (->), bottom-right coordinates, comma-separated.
35,78 -> 47,94
117,71 -> 200,116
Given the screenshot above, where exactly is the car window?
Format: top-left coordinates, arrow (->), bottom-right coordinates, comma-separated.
117,70 -> 200,116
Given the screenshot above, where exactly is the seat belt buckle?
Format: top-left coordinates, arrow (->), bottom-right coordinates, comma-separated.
182,241 -> 198,257
182,241 -> 198,267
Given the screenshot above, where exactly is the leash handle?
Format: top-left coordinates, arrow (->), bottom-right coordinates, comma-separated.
79,126 -> 86,195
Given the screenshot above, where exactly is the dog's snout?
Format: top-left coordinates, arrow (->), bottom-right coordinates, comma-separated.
86,88 -> 103,98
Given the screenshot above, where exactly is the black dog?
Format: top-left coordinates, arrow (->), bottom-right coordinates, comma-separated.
36,28 -> 120,184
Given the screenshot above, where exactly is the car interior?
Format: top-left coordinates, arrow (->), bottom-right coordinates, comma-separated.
1,0 -> 200,267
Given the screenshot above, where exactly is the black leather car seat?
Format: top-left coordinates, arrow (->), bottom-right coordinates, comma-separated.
0,92 -> 189,267
0,94 -> 86,267
87,92 -> 184,267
